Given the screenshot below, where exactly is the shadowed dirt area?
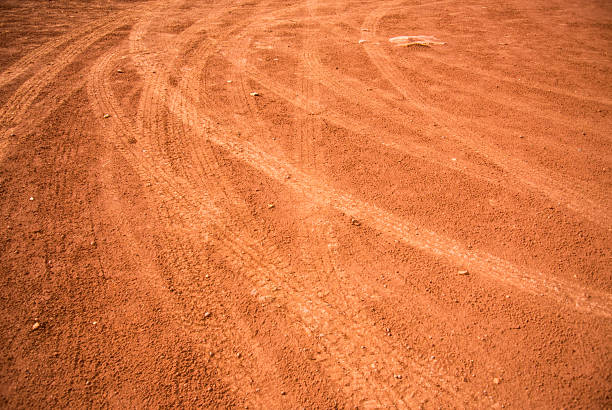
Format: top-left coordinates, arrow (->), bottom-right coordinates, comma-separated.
0,0 -> 611,407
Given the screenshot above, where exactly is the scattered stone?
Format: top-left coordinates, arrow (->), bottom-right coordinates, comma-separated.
117,69 -> 124,73
351,218 -> 361,226
250,92 -> 259,96
29,197 -> 34,201
267,204 -> 275,209
451,158 -> 457,161
237,352 -> 241,358
103,114 -> 110,118
519,135 -> 524,138
209,351 -> 214,357
458,270 -> 469,275
493,377 -> 500,384
205,274 -> 210,279
394,374 -> 402,379
359,39 -> 367,44
281,391 -> 286,395
204,312 -> 211,318
227,80 -> 232,83
32,322 -> 40,330
92,321 -> 97,325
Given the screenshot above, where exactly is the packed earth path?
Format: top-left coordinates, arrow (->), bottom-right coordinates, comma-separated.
1,0 -> 611,408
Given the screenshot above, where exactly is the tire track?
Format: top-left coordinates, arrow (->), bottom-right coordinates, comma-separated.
0,11 -> 141,163
87,48 -> 450,409
88,4 -> 489,406
90,2 -> 611,408
0,16 -> 117,88
156,50 -> 612,318
87,44 -> 281,407
220,7 -> 515,188
359,1 -> 612,229
303,0 -> 611,227
297,0 -> 323,172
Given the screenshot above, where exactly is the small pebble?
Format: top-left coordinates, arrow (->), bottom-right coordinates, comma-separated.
250,92 -> 259,96
458,270 -> 469,275
281,391 -> 286,396
103,114 -> 110,118
493,377 -> 500,384
32,322 -> 40,330
204,312 -> 211,318
29,197 -> 34,201
267,204 -> 275,209
351,218 -> 361,226
394,374 -> 402,379
117,69 -> 124,73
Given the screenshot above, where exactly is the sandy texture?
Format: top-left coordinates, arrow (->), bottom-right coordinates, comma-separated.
0,0 -> 611,407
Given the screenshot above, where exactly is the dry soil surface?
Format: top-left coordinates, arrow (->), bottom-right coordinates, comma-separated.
0,0 -> 611,408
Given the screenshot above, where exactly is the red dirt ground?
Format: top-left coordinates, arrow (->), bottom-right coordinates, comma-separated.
1,0 -> 611,408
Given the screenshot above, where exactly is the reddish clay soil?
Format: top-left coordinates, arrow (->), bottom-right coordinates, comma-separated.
1,0 -> 611,408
